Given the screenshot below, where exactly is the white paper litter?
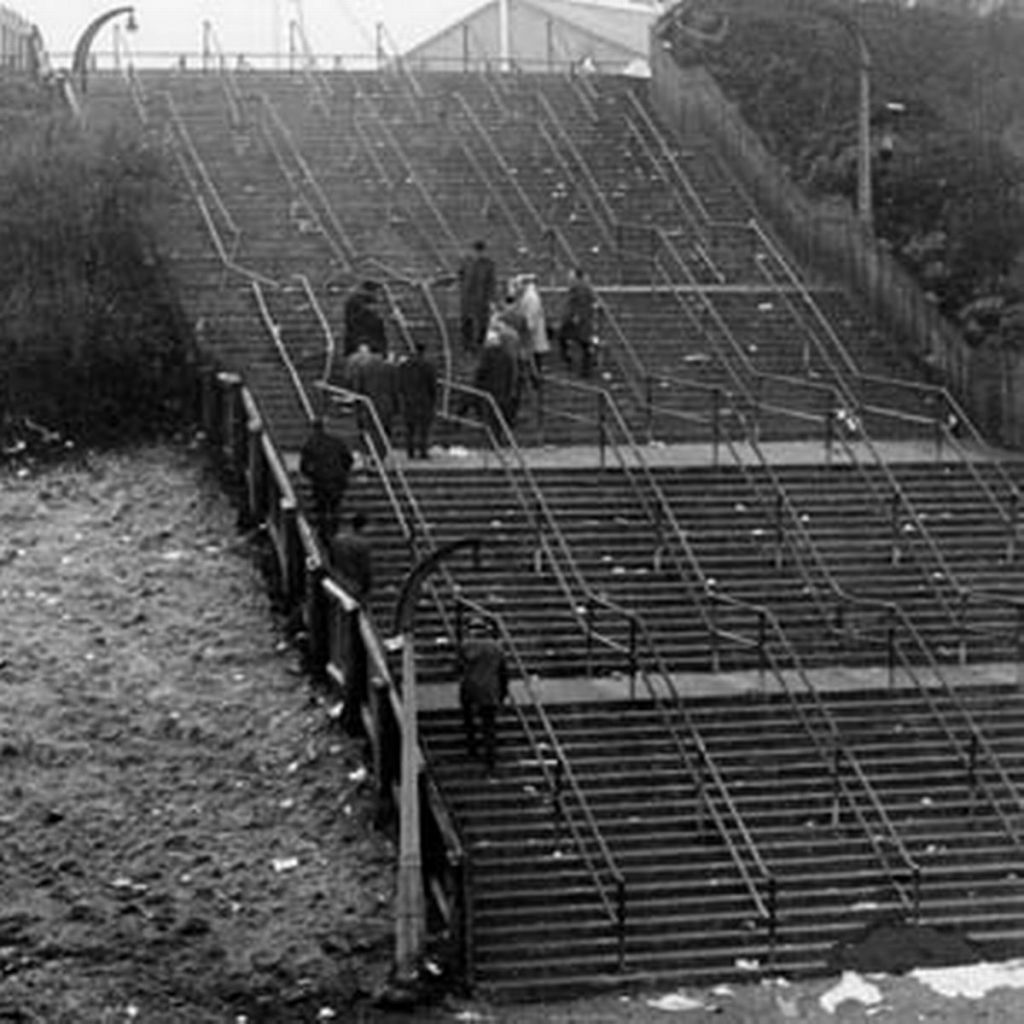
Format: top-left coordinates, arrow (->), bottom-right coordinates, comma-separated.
644,990 -> 705,1011
820,971 -> 882,1014
911,960 -> 1024,1000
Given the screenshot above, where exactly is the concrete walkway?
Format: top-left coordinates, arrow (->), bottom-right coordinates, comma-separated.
420,659 -> 1023,711
297,437 -> 1024,475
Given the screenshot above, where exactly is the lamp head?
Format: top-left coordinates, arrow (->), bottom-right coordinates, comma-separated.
126,10 -> 138,32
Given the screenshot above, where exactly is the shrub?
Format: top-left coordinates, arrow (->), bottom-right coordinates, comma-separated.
0,91 -> 193,448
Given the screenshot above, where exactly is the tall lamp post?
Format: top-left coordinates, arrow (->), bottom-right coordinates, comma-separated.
71,5 -> 137,94
679,0 -> 874,232
391,536 -> 481,986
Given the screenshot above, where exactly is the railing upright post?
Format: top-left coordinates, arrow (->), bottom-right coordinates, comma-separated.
709,593 -> 720,673
766,875 -> 778,969
695,748 -> 707,838
967,733 -> 979,816
586,598 -> 594,680
628,616 -> 638,701
824,402 -> 835,465
757,609 -> 767,693
1007,491 -> 1018,564
1017,604 -> 1024,688
886,607 -> 896,690
830,743 -> 842,829
597,394 -> 607,470
711,387 -> 721,469
644,375 -> 653,444
890,489 -> 901,566
774,491 -> 784,570
616,222 -> 623,285
958,589 -> 969,666
616,880 -> 627,972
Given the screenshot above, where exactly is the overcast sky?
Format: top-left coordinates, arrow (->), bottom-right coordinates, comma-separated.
20,0 -> 484,61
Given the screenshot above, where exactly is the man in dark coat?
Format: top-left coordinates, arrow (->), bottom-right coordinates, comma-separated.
459,621 -> 509,773
396,341 -> 438,459
472,324 -> 519,439
330,511 -> 373,604
458,240 -> 496,351
299,417 -> 354,543
346,344 -> 398,442
558,266 -> 597,378
330,512 -> 373,735
343,280 -> 388,356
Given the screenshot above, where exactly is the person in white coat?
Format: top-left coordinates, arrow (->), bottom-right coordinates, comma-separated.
516,274 -> 549,386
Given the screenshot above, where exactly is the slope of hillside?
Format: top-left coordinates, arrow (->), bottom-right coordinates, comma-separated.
665,1 -> 1024,332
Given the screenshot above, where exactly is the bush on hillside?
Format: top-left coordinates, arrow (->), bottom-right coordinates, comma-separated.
665,3 -> 1024,342
0,98 -> 193,451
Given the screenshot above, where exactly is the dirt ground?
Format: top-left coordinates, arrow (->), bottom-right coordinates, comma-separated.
2,441 -> 1024,1024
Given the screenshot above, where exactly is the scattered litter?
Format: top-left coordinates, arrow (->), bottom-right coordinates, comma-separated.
272,856 -> 299,873
820,971 -> 882,1014
712,983 -> 735,996
645,989 -> 705,1011
286,760 -> 301,774
124,1006 -> 139,1021
911,959 -> 1024,1000
920,796 -> 933,806
758,301 -> 774,312
735,957 -> 760,971
325,703 -> 343,720
348,766 -> 369,784
850,901 -> 880,912
316,1009 -> 337,1021
447,446 -> 470,458
161,550 -> 186,561
611,566 -> 627,575
279,798 -> 295,810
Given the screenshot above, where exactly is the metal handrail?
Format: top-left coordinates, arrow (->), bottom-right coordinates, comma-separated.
624,88 -> 713,230
649,235 -> 974,630
259,93 -> 357,267
452,596 -> 628,968
536,93 -> 617,246
751,220 -> 1021,529
290,274 -> 339,389
200,20 -> 244,129
164,93 -> 240,248
288,16 -> 332,117
634,379 -> 1024,851
624,119 -> 719,281
543,372 -> 923,912
319,380 -> 627,958
250,279 -> 316,422
354,95 -> 462,258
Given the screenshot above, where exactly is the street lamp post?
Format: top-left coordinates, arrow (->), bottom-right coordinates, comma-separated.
391,537 -> 481,987
71,6 -> 137,94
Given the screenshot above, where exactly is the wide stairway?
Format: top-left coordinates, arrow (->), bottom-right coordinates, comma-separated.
82,59 -> 1024,1000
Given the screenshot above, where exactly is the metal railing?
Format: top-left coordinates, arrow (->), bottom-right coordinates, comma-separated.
317,380 -> 630,970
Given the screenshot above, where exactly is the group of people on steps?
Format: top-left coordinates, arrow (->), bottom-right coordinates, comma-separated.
298,239 -> 596,767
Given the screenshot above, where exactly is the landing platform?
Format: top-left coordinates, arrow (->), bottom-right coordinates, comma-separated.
286,438 -> 1024,474
420,659 -> 1023,711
